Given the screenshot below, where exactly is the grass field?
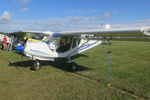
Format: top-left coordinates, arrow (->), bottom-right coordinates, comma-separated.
0,41 -> 150,100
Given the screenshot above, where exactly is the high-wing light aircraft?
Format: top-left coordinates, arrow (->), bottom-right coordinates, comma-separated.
15,26 -> 150,71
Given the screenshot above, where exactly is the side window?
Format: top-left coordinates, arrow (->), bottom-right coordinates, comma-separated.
72,38 -> 81,49
56,37 -> 72,53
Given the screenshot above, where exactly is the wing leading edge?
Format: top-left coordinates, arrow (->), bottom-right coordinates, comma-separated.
59,27 -> 150,37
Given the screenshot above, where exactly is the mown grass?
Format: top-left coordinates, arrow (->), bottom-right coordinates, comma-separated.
74,41 -> 150,98
0,41 -> 149,100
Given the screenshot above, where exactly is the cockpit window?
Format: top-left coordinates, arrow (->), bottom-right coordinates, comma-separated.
44,36 -> 80,53
45,36 -> 60,51
56,37 -> 72,53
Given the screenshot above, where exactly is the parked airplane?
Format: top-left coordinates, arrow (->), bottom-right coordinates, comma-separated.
15,26 -> 150,71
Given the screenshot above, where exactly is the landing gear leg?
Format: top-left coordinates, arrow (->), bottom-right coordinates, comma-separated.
31,60 -> 41,71
67,56 -> 78,72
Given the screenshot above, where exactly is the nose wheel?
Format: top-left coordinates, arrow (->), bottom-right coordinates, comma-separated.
31,60 -> 41,71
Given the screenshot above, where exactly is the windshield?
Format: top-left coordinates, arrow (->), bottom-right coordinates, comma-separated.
44,36 -> 60,51
44,36 -> 80,53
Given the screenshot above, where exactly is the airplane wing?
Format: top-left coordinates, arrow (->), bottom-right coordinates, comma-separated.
21,27 -> 150,36
19,27 -> 150,41
59,27 -> 150,37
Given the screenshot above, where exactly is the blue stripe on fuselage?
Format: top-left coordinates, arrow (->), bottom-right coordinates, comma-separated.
30,49 -> 49,55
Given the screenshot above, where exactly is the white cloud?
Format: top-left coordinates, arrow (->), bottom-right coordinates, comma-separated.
0,14 -> 110,32
71,9 -> 100,14
69,13 -> 110,22
111,19 -> 150,28
1,11 -> 150,33
0,11 -> 11,23
0,12 -> 112,32
21,8 -> 29,13
89,10 -> 100,13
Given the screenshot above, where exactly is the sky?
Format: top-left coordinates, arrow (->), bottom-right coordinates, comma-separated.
0,0 -> 150,32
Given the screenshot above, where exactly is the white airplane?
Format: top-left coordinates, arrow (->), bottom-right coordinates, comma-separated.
15,26 -> 150,71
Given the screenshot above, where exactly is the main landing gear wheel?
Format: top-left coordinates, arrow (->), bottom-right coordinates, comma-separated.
31,60 -> 41,71
69,62 -> 78,72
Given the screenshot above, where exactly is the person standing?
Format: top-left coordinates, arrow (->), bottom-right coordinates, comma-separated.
3,35 -> 7,51
8,34 -> 14,51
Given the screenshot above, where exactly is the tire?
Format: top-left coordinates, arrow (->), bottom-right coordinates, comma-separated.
69,62 -> 78,72
31,61 -> 41,71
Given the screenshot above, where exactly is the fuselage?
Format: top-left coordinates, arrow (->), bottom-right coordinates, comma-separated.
24,35 -> 102,61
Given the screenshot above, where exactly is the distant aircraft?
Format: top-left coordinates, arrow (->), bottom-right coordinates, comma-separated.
15,26 -> 150,71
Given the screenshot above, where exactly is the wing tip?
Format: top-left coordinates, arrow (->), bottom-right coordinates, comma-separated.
141,27 -> 150,36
